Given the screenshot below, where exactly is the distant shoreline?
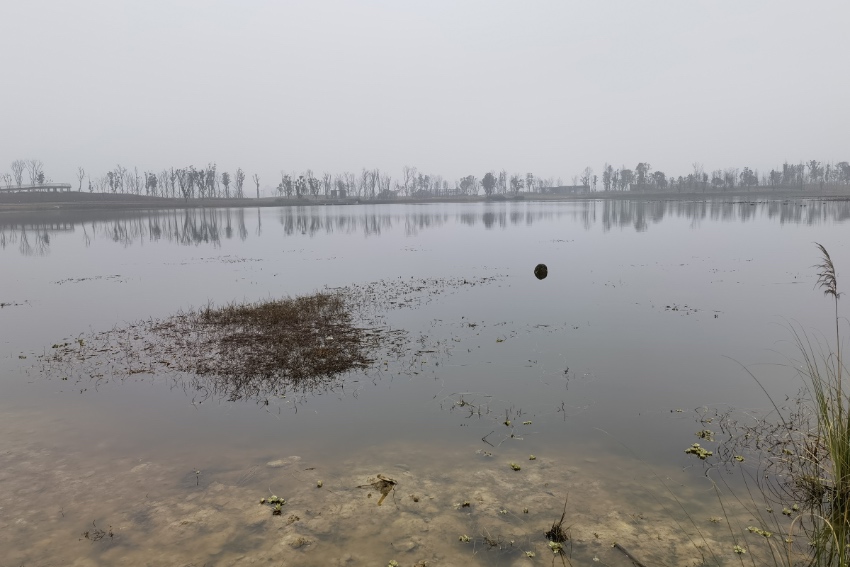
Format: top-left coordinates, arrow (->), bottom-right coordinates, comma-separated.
1,188 -> 849,213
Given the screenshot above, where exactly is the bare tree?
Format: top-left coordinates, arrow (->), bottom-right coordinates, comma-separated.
26,159 -> 44,185
10,160 -> 25,187
509,174 -> 523,195
580,167 -> 593,188
402,165 -> 417,197
343,171 -> 356,197
158,170 -> 170,197
252,173 -> 260,198
76,167 -> 85,191
233,168 -> 245,198
322,172 -> 332,197
221,171 -> 231,198
374,172 -> 391,197
206,163 -> 217,197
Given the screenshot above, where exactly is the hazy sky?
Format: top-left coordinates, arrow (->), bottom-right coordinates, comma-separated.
2,1 -> 849,190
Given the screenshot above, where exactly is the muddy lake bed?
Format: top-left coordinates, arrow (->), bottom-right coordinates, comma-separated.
1,199 -> 849,566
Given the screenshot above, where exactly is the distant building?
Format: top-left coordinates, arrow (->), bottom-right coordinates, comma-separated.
629,183 -> 671,192
542,185 -> 589,195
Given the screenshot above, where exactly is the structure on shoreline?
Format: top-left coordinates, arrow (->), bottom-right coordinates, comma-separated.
0,183 -> 74,193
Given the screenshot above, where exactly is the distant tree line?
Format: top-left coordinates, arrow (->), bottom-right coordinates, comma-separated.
3,159 -> 850,199
595,160 -> 850,193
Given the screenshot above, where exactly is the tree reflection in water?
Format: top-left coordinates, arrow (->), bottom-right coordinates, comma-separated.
1,199 -> 849,255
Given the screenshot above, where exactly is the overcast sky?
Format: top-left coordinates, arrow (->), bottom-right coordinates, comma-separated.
2,1 -> 848,189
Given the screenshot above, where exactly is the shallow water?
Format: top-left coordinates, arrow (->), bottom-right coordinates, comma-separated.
1,199 -> 847,565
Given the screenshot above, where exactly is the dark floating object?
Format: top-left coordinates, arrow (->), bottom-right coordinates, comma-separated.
534,264 -> 548,280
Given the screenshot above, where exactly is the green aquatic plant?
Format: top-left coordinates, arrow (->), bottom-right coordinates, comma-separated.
747,526 -> 773,538
523,420 -> 532,425
459,534 -> 471,543
510,463 -> 522,471
696,429 -> 715,441
529,455 -> 536,460
684,443 -> 713,459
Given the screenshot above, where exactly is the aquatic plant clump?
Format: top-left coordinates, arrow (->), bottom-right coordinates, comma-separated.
186,293 -> 373,384
39,275 -> 502,402
40,291 -> 402,401
684,443 -> 713,460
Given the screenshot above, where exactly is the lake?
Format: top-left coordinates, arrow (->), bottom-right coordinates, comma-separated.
1,198 -> 848,565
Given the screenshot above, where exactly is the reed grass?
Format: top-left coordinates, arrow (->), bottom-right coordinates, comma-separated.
730,243 -> 850,566
785,242 -> 850,566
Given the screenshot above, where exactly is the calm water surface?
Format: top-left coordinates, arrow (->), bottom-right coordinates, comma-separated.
1,199 -> 848,565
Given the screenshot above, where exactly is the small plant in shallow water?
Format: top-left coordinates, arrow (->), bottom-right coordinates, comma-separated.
523,420 -> 532,425
528,455 -> 536,460
696,429 -> 715,441
747,526 -> 773,538
459,534 -> 471,543
733,544 -> 746,555
387,561 -> 399,567
510,462 -> 522,471
260,495 -> 286,516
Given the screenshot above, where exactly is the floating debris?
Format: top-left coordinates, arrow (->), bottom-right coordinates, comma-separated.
81,521 -> 113,542
529,455 -> 536,461
358,474 -> 397,506
534,264 -> 548,280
